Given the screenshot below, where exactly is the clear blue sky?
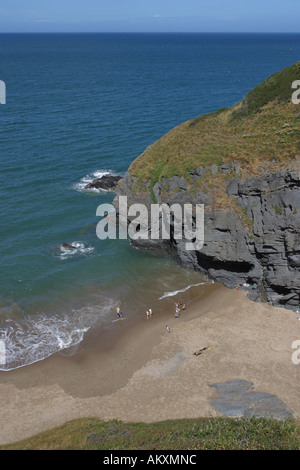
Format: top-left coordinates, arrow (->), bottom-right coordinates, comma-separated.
0,0 -> 299,33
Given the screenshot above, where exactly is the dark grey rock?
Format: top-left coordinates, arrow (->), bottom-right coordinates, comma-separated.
113,163 -> 300,311
62,243 -> 77,250
192,166 -> 208,177
211,164 -> 219,175
220,163 -> 231,173
209,380 -> 294,420
85,174 -> 122,191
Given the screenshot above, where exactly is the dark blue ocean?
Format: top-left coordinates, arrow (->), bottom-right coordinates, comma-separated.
0,33 -> 299,370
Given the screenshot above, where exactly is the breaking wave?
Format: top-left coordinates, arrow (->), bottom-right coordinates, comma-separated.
0,300 -> 116,371
53,241 -> 95,260
158,281 -> 213,300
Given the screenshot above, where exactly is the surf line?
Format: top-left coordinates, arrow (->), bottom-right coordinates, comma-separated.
159,281 -> 213,300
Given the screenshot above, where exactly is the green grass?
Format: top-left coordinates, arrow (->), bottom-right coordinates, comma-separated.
1,417 -> 300,450
232,61 -> 300,119
149,160 -> 166,202
128,62 -> 300,197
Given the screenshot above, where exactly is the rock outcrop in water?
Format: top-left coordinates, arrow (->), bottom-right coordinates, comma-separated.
113,62 -> 300,311
85,174 -> 121,191
62,243 -> 77,250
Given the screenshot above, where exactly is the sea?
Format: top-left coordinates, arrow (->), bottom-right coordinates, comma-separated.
0,33 -> 299,370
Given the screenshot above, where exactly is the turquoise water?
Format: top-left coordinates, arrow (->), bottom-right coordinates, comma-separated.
0,33 -> 300,369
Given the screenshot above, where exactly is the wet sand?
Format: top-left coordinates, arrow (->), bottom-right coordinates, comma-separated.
0,283 -> 299,445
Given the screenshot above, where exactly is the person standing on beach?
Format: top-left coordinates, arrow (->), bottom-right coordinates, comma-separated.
146,310 -> 150,319
149,308 -> 152,318
116,306 -> 123,318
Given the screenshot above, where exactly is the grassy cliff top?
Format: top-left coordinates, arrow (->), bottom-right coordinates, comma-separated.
129,62 -> 300,184
1,417 -> 299,450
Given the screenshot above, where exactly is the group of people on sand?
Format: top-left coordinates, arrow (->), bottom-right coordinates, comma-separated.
145,302 -> 187,321
235,282 -> 250,291
116,301 -> 187,322
174,301 -> 186,318
146,308 -> 153,319
145,301 -> 187,321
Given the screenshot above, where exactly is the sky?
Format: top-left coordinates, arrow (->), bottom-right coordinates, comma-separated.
0,0 -> 299,33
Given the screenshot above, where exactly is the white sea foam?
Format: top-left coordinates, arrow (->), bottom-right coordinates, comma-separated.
158,281 -> 213,300
57,241 -> 95,260
0,316 -> 88,371
0,300 -> 116,371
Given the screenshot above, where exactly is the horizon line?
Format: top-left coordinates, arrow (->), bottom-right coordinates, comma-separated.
0,31 -> 300,34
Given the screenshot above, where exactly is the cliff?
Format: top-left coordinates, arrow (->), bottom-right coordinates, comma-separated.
113,62 -> 300,310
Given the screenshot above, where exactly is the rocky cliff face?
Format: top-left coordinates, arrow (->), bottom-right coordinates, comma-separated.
112,62 -> 300,311
113,160 -> 300,311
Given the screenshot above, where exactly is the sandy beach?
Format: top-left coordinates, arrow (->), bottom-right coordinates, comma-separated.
0,283 -> 299,445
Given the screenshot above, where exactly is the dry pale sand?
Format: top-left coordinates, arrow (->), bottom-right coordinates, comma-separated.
0,283 -> 299,445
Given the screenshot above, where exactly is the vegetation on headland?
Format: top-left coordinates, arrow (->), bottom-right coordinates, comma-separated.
1,417 -> 299,450
129,62 -> 300,192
